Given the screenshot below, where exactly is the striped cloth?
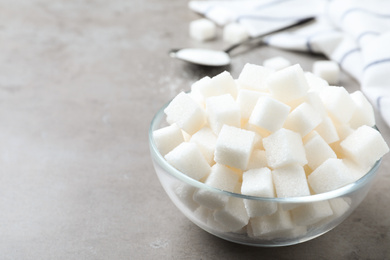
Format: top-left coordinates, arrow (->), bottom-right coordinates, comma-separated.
189,0 -> 390,127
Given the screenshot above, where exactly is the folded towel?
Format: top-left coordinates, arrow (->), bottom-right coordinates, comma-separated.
189,0 -> 390,127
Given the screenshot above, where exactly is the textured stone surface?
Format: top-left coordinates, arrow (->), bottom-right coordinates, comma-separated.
0,1 -> 389,259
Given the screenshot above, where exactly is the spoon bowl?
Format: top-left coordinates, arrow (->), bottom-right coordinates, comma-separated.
169,17 -> 315,67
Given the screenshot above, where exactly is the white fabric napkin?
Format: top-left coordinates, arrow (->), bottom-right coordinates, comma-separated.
189,0 -> 390,127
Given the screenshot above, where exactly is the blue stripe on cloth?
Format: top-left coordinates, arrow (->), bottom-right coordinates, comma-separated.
340,8 -> 390,22
363,57 -> 390,72
377,96 -> 384,111
338,48 -> 360,67
237,15 -> 305,22
356,31 -> 380,44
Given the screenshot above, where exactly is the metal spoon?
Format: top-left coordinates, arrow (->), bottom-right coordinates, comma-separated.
169,17 -> 314,67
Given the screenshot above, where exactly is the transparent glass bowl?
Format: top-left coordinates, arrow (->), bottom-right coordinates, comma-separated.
148,101 -> 382,247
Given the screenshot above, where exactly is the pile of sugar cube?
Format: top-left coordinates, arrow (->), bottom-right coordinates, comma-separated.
153,62 -> 389,238
190,18 -> 249,44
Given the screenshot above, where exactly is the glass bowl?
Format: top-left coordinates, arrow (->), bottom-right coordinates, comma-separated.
148,100 -> 382,247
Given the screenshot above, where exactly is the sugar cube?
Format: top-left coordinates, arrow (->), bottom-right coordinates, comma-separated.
236,89 -> 266,120
284,102 -> 323,137
303,131 -> 337,170
340,125 -> 389,169
349,91 -> 375,129
173,182 -> 199,211
190,76 -> 212,107
263,128 -> 307,168
312,60 -> 340,85
266,64 -> 310,103
272,164 -> 310,198
246,149 -> 268,170
319,86 -> 356,123
249,96 -> 291,133
237,63 -> 273,92
189,18 -> 216,42
223,22 -> 249,44
263,56 -> 291,71
165,142 -> 211,181
206,94 -> 241,135
194,206 -> 230,232
241,168 -> 277,217
214,125 -> 256,170
153,123 -> 185,156
214,195 -> 250,232
181,130 -> 192,142
322,198 -> 351,224
291,200 -> 333,226
190,126 -> 217,165
315,116 -> 340,144
193,163 -> 239,209
209,71 -> 238,98
164,91 -> 206,135
305,72 -> 329,92
308,158 -> 356,194
249,207 -> 294,238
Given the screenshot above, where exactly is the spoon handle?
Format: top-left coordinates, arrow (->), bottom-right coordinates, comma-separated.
223,16 -> 315,54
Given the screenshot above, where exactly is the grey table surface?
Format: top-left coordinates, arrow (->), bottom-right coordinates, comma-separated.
0,1 -> 389,259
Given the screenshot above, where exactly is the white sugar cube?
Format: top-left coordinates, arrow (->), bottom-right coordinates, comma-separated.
214,196 -> 250,232
308,158 -> 356,194
214,125 -> 256,170
334,121 -> 354,141
315,116 -> 340,144
284,102 -> 323,137
181,130 -> 192,142
253,132 -> 264,150
236,89 -> 266,120
281,225 -> 308,239
249,96 -> 291,133
343,159 -> 369,182
266,64 -> 310,103
164,92 -> 206,134
349,91 -> 375,129
241,168 -> 277,217
165,142 -> 211,181
340,125 -> 389,169
320,198 -> 350,225
209,71 -> 238,98
153,123 -> 185,156
313,60 -> 340,85
237,63 -> 273,92
303,131 -> 337,170
193,205 -> 212,223
263,128 -> 307,168
223,22 -> 249,44
246,149 -> 268,170
305,91 -> 328,118
190,76 -> 212,107
291,200 -> 333,226
190,126 -> 217,165
319,86 -> 356,123
305,72 -> 329,92
206,94 -> 241,135
249,207 -> 293,238
189,18 -> 216,42
329,198 -> 350,217
173,182 -> 199,211
272,164 -> 310,198
263,56 -> 291,71
194,206 -> 230,232
193,163 -> 239,209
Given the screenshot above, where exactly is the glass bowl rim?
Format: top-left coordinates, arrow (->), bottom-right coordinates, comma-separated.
149,98 -> 382,203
